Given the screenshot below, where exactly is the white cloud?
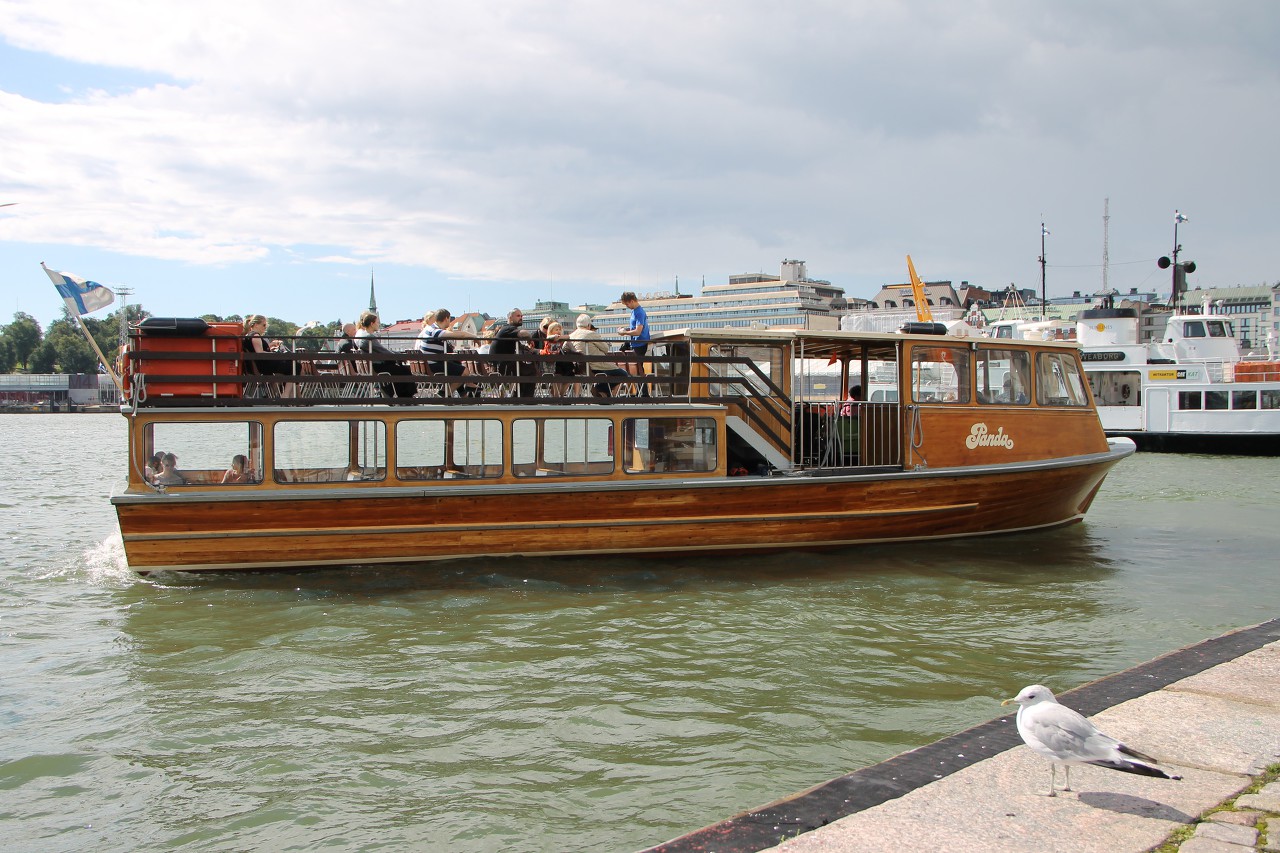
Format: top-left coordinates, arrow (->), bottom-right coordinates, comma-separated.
1,0 -> 1277,309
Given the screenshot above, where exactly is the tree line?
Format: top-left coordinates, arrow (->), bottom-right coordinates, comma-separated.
0,308 -> 345,375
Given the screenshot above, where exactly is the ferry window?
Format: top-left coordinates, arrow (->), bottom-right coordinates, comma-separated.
911,346 -> 970,403
706,345 -> 783,397
1262,390 -> 1280,410
1232,390 -> 1258,410
274,420 -> 386,483
1178,391 -> 1202,410
623,417 -> 717,474
1207,321 -> 1229,338
512,418 -> 614,477
396,419 -> 502,480
1183,321 -> 1206,338
976,349 -> 1030,405
1205,391 -> 1229,411
145,421 -> 263,486
1034,352 -> 1089,407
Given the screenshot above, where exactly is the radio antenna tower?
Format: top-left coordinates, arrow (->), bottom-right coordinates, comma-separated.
1101,198 -> 1111,292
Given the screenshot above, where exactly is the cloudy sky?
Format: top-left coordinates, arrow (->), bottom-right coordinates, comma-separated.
1,1 -> 1277,331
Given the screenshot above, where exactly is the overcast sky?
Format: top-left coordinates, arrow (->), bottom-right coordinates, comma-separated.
2,0 -> 1277,331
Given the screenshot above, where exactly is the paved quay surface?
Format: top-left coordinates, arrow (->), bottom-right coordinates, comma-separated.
645,619 -> 1280,853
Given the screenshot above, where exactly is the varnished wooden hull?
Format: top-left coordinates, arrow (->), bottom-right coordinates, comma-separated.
113,444 -> 1132,572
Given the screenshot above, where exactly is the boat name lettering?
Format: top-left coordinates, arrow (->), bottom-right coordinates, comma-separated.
1082,351 -> 1126,362
966,423 -> 1015,450
1148,369 -> 1188,380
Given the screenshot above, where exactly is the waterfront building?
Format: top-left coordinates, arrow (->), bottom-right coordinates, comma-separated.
0,373 -> 119,409
587,259 -> 846,334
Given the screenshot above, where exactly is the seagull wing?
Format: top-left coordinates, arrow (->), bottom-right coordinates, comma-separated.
1019,701 -> 1100,762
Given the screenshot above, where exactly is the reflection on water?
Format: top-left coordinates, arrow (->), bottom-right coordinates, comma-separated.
2,414 -> 1278,852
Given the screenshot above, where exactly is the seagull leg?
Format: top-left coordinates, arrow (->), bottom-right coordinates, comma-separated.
1047,763 -> 1057,797
1062,765 -> 1072,792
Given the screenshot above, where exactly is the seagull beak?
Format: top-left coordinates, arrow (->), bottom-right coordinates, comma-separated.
1000,698 -> 1015,706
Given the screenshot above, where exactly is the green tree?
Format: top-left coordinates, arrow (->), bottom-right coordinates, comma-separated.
0,335 -> 15,373
29,339 -> 57,373
5,312 -> 42,370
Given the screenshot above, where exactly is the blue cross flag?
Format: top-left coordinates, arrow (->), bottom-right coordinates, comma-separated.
43,262 -> 115,315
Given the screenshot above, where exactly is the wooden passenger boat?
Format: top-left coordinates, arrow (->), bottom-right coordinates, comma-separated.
112,321 -> 1134,573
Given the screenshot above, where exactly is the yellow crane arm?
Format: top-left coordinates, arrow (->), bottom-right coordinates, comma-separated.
906,254 -> 934,322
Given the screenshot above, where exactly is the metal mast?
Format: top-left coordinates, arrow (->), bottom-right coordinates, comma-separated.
1101,198 -> 1110,292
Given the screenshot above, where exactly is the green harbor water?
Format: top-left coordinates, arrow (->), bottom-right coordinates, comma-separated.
1,413 -> 1276,852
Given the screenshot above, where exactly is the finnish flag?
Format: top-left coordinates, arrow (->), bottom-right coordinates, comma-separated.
42,262 -> 116,315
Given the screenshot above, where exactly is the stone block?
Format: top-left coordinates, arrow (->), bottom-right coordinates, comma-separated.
1179,838 -> 1253,853
1193,820 -> 1258,846
1208,810 -> 1259,826
1236,792 -> 1280,813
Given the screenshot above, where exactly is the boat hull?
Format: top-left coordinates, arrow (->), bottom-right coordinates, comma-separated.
1105,430 -> 1279,456
113,444 -> 1133,572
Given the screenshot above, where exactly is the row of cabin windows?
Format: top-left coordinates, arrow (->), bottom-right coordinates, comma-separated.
909,347 -> 1090,407
144,416 -> 718,486
1178,390 -> 1280,411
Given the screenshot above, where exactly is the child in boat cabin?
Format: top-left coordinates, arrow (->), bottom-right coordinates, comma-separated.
221,454 -> 252,484
144,452 -> 163,484
153,453 -> 186,486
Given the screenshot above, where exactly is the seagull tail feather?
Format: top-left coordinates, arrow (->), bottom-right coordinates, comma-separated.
1116,743 -> 1160,764
1086,758 -> 1182,780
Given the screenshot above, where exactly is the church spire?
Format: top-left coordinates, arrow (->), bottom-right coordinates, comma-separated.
368,268 -> 378,314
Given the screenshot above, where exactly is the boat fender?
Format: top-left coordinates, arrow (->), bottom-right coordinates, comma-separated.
899,321 -> 948,336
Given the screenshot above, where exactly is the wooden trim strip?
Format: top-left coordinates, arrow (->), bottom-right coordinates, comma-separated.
122,501 -> 980,542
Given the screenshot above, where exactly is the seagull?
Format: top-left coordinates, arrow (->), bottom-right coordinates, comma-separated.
1002,684 -> 1182,796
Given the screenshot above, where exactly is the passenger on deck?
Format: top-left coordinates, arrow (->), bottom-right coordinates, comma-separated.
540,321 -> 577,395
355,310 -> 416,399
336,323 -> 358,353
221,453 -> 252,483
416,308 -> 481,396
154,452 -> 186,486
491,309 -> 536,397
617,291 -> 652,396
567,313 -> 629,397
243,315 -> 288,374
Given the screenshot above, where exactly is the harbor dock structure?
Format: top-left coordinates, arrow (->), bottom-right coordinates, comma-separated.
646,619 -> 1280,853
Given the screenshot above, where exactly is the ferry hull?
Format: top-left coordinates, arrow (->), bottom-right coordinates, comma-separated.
114,447 -> 1130,573
1105,430 -> 1279,456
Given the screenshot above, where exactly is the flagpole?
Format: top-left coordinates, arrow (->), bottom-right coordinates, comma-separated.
72,311 -> 125,395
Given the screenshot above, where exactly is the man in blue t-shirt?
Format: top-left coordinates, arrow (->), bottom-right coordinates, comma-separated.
617,291 -> 652,396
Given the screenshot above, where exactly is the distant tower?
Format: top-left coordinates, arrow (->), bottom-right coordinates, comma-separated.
368,269 -> 378,314
1102,198 -> 1110,292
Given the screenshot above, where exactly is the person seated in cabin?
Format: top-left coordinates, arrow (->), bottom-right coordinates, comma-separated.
490,309 -> 537,397
221,453 -> 252,484
144,452 -> 163,484
416,308 -> 481,396
154,452 -> 186,486
566,313 -> 629,397
837,383 -> 862,461
355,310 -> 416,399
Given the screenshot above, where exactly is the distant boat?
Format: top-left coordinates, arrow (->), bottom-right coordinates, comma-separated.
110,320 -> 1133,573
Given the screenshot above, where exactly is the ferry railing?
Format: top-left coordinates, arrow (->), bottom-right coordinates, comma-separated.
792,401 -> 902,470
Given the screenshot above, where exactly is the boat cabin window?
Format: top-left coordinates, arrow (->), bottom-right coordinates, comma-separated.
512,418 -> 614,477
976,349 -> 1030,405
1232,390 -> 1258,410
396,419 -> 502,480
1263,390 -> 1280,410
623,417 -> 717,474
144,421 -> 263,485
1207,321 -> 1230,338
1178,391 -> 1202,410
1034,352 -> 1090,407
1183,321 -> 1205,338
911,346 -> 970,403
707,345 -> 784,397
274,420 -> 386,483
1205,391 -> 1229,411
